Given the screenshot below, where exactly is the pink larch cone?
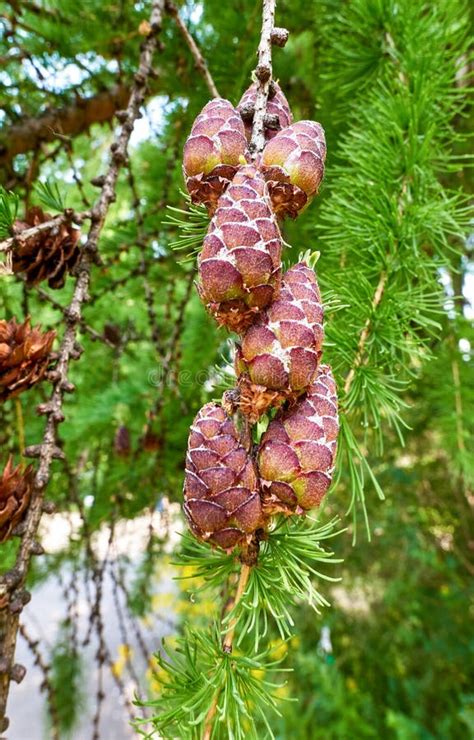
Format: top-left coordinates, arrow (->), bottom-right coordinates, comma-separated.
183,98 -> 249,215
257,364 -> 339,515
261,120 -> 326,219
235,262 -> 324,421
197,164 -> 282,334
183,402 -> 264,550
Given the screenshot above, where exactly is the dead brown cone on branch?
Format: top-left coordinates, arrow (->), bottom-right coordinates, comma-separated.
0,457 -> 34,543
0,318 -> 56,402
12,207 -> 81,289
141,428 -> 163,452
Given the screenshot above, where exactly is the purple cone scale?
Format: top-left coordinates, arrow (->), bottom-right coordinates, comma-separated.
261,121 -> 326,219
238,82 -> 293,143
235,262 -> 324,421
257,364 -> 339,515
183,98 -> 249,215
184,403 -> 264,550
197,164 -> 282,334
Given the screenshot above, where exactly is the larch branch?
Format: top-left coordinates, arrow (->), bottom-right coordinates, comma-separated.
0,210 -> 90,253
202,564 -> 251,740
166,0 -> 220,98
0,2 -> 165,731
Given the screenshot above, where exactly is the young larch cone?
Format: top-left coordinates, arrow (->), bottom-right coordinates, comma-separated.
197,164 -> 282,334
183,98 -> 249,215
257,364 -> 339,515
183,402 -> 263,550
12,207 -> 81,289
238,81 -> 293,143
261,120 -> 326,219
235,262 -> 324,422
0,318 -> 56,402
0,457 -> 34,543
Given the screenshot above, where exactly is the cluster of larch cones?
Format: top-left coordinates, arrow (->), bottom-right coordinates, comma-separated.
182,81 -> 339,551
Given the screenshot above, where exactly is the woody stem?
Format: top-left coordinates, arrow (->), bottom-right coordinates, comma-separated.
202,563 -> 252,739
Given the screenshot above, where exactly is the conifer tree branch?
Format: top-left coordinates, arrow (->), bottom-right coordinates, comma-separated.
318,0 -> 470,533
0,2 -> 165,730
165,0 -> 220,98
198,6 -> 289,737
202,694 -> 220,740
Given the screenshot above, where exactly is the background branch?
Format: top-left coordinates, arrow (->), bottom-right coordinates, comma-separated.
0,2 -> 165,730
165,1 -> 219,99
0,86 -> 131,169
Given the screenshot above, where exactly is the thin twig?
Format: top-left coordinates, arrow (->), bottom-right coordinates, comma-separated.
249,0 -> 277,156
222,564 -> 251,652
451,354 -> 466,454
126,162 -> 162,349
202,564 -> 251,739
18,624 -> 60,740
35,286 -> 119,348
343,271 -> 387,397
165,1 -> 219,98
0,211 -> 89,253
14,398 -> 25,454
141,269 -> 195,444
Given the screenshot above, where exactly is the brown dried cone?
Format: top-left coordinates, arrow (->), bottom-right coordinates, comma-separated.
183,402 -> 264,550
0,457 -> 34,543
235,262 -> 324,422
257,364 -> 339,515
0,318 -> 56,402
12,207 -> 81,289
141,429 -> 162,452
183,98 -> 249,215
260,121 -> 326,219
197,164 -> 282,334
238,81 -> 292,142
